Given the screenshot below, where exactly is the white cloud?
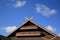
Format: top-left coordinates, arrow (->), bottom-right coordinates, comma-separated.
5,26 -> 17,33
0,26 -> 17,33
45,25 -> 56,33
36,4 -> 57,16
14,1 -> 26,8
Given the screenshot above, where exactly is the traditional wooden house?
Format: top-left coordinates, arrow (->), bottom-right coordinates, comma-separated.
0,19 -> 60,40
6,19 -> 60,40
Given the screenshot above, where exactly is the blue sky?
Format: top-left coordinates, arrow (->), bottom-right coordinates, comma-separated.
0,0 -> 60,36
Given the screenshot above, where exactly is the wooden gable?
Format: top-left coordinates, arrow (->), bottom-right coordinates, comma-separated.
7,20 -> 59,40
20,21 -> 38,30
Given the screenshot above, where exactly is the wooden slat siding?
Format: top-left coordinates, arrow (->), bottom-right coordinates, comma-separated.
20,25 -> 38,30
10,37 -> 44,40
50,36 -> 60,40
44,35 -> 54,39
42,37 -> 56,40
16,31 -> 41,36
41,36 -> 57,40
41,37 -> 48,40
50,36 -> 57,40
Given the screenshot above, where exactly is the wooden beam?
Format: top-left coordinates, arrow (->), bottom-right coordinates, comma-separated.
20,26 -> 38,30
16,31 -> 41,36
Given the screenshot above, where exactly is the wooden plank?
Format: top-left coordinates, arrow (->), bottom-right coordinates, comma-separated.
20,25 -> 38,29
16,31 -> 41,36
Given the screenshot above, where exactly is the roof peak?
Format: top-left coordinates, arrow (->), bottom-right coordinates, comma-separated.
25,16 -> 34,20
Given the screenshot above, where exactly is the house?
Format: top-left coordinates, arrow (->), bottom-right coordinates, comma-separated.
0,19 -> 60,40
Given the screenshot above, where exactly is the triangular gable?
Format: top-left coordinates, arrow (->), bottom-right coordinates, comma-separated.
7,19 -> 58,39
7,20 -> 29,37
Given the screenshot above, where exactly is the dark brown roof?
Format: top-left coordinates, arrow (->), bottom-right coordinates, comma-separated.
5,19 -> 60,40
7,19 -> 57,37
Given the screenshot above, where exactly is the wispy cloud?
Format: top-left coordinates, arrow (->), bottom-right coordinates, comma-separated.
0,26 -> 17,33
45,25 -> 56,33
36,4 -> 57,16
7,0 -> 26,8
13,1 -> 26,8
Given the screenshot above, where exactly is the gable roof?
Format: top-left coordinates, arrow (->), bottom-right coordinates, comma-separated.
6,19 -> 58,37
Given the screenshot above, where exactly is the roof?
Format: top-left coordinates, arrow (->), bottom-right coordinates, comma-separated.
6,19 -> 58,37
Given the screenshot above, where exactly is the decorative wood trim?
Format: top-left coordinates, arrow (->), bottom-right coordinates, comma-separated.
16,31 -> 41,36
20,26 -> 38,30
